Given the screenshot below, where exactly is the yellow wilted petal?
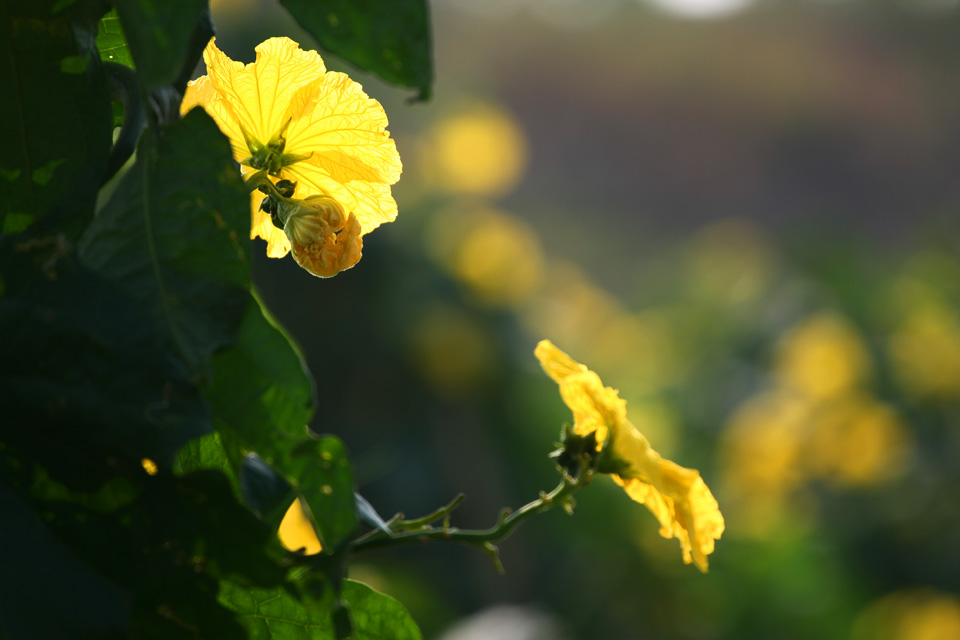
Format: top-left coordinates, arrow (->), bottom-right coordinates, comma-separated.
534,339 -> 588,384
278,497 -> 322,555
535,339 -> 724,571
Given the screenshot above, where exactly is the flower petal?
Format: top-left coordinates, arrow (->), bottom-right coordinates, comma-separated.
181,74 -> 249,161
249,190 -> 291,257
535,339 -> 588,384
203,37 -> 328,146
536,339 -> 725,571
278,497 -> 322,555
285,71 -> 402,185
281,162 -> 398,236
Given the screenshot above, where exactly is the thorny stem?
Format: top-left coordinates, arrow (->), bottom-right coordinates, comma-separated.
349,470 -> 592,570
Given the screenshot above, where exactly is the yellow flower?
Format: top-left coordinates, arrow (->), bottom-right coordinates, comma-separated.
535,339 -> 724,571
181,37 -> 402,262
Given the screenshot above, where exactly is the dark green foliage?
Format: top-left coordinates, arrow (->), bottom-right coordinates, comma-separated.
111,0 -> 209,89
279,0 -> 433,99
218,580 -> 423,640
0,243 -> 209,481
0,1 -> 427,636
0,0 -> 112,238
79,110 -> 251,375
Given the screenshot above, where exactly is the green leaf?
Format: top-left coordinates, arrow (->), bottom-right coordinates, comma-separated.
278,0 -> 433,99
0,240 -> 209,481
218,579 -> 422,640
79,110 -> 251,376
96,8 -> 134,67
342,580 -> 423,640
0,0 -> 112,236
203,296 -> 316,457
175,431 -> 241,484
0,480 -> 131,638
113,0 -> 209,89
240,452 -> 295,529
289,436 -> 358,551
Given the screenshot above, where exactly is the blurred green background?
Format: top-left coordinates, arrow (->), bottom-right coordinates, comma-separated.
211,0 -> 960,638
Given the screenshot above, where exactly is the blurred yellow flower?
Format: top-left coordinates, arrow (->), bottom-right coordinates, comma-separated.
535,340 -> 724,571
278,497 -> 322,555
776,313 -> 869,400
181,37 -> 401,260
428,103 -> 527,197
853,589 -> 960,640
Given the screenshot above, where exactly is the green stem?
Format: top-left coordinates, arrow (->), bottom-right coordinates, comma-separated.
350,472 -> 588,556
242,170 -> 280,197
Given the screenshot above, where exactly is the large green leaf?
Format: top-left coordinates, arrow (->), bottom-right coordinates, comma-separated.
203,297 -> 316,457
79,110 -> 251,376
341,580 -> 423,640
0,0 -> 112,237
113,0 -> 209,89
0,240 -> 209,481
279,0 -> 433,99
29,469 -> 287,639
218,579 -> 422,640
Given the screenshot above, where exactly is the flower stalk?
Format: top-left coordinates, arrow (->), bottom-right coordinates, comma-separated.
350,469 -> 593,572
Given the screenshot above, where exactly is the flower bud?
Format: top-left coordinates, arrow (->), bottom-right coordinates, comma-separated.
281,195 -> 363,277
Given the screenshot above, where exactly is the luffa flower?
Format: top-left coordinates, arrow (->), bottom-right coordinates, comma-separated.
181,37 -> 402,276
535,340 -> 724,571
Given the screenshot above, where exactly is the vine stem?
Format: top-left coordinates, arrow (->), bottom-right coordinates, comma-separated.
349,471 -> 591,559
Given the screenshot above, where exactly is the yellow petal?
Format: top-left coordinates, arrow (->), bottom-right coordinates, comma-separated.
278,497 -> 322,555
203,37 -> 328,146
282,162 -> 398,236
535,339 -> 588,384
535,340 -> 725,571
249,190 -> 292,257
181,75 -> 250,162
285,71 -> 402,185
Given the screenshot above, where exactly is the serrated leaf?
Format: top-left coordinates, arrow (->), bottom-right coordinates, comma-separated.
96,8 -> 133,67
78,110 -> 251,376
113,0 -> 209,89
0,0 -> 112,236
279,0 -> 433,99
218,579 -> 421,640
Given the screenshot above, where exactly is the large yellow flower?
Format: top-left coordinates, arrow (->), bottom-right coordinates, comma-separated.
535,340 -> 724,572
181,37 -> 402,266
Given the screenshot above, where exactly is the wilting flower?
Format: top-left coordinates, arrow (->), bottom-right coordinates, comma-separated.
535,340 -> 724,571
278,195 -> 362,278
181,36 -> 401,271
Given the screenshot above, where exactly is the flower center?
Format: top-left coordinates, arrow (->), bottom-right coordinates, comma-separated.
240,119 -> 312,175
